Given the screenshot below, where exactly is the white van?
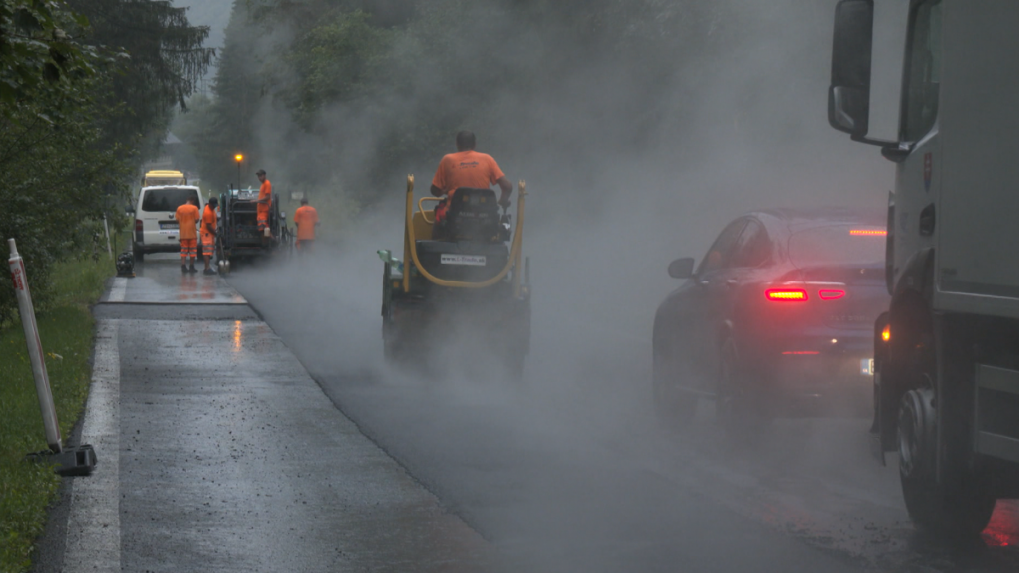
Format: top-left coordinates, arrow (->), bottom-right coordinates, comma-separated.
132,185 -> 205,261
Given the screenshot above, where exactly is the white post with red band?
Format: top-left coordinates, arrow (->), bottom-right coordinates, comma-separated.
8,238 -> 63,453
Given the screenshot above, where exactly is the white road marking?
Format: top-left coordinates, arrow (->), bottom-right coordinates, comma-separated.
63,320 -> 120,572
108,278 -> 127,303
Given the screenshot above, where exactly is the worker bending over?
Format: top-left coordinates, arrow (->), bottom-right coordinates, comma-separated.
293,197 -> 319,254
201,197 -> 218,275
176,196 -> 201,274
430,131 -> 512,224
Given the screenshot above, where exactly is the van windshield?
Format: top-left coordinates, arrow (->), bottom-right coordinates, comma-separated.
788,224 -> 885,268
141,188 -> 199,212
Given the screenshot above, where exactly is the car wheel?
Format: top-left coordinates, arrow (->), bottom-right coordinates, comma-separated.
716,338 -> 762,439
652,350 -> 697,426
132,245 -> 144,263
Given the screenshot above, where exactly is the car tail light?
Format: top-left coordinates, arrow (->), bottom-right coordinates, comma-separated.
818,289 -> 846,300
135,219 -> 143,232
765,289 -> 808,301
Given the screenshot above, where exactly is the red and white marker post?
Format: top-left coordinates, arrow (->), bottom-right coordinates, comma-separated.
8,239 -> 63,453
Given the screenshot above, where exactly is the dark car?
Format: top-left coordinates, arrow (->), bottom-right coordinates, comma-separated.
652,208 -> 890,430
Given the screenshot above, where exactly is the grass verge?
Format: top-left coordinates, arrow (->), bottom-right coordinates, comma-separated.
0,255 -> 114,573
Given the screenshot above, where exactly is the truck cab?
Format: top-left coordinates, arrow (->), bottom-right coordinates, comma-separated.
830,0 -> 1019,535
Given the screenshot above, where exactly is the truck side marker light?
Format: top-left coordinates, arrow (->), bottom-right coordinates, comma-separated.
766,289 -> 808,301
882,324 -> 891,342
819,289 -> 846,300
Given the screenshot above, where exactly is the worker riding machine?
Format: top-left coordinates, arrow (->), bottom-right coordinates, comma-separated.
216,186 -> 293,274
379,175 -> 531,379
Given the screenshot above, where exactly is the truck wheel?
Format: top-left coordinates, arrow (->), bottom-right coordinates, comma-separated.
652,351 -> 697,426
898,388 -> 997,535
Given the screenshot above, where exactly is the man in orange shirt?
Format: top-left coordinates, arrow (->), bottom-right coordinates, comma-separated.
175,196 -> 201,273
292,197 -> 320,254
200,197 -> 218,275
256,169 -> 272,245
430,131 -> 513,218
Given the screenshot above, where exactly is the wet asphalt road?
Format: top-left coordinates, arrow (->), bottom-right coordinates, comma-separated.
33,257 -> 495,573
223,244 -> 1019,573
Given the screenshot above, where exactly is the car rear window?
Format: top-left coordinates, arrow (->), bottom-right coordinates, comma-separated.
141,188 -> 199,212
787,224 -> 885,268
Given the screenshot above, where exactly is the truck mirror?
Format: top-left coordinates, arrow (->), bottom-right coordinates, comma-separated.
668,258 -> 695,280
828,0 -> 874,137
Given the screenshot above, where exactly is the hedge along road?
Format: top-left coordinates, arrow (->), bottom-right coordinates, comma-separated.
31,255 -> 494,573
219,241 -> 1019,573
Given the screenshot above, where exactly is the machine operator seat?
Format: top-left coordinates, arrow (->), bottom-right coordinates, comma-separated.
416,187 -> 510,282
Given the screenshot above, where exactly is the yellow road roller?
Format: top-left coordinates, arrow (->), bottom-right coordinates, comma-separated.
379,175 -> 531,379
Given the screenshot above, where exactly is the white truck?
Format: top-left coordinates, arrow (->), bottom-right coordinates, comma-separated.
829,0 -> 1019,535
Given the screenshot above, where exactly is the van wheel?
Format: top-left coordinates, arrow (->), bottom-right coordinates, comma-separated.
133,247 -> 144,263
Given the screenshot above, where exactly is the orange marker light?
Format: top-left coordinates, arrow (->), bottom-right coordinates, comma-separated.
850,229 -> 887,236
882,324 -> 891,342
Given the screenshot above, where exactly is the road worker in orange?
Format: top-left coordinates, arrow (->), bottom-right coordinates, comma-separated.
430,131 -> 513,227
292,197 -> 320,254
256,169 -> 272,245
175,196 -> 201,274
200,196 -> 218,275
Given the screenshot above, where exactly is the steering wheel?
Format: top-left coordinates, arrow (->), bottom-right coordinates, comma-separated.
418,196 -> 442,224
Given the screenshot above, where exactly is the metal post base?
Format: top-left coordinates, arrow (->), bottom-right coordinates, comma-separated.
26,444 -> 98,477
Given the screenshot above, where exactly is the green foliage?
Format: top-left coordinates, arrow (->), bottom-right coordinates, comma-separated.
181,0 -> 728,205
65,0 -> 216,156
0,0 -> 100,120
274,10 -> 393,128
0,0 -> 214,323
0,256 -> 110,573
0,99 -> 131,325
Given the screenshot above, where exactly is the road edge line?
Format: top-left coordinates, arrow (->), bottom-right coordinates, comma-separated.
62,320 -> 121,571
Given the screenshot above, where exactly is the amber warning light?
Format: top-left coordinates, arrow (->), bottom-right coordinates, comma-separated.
850,229 -> 887,236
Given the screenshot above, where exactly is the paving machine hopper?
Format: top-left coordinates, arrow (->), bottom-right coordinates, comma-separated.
216,187 -> 293,273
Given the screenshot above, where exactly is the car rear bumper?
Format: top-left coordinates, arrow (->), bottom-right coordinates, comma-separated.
743,332 -> 874,415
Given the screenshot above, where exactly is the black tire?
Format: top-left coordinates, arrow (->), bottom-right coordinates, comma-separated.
652,351 -> 697,426
716,339 -> 764,440
898,390 -> 997,536
132,244 -> 144,262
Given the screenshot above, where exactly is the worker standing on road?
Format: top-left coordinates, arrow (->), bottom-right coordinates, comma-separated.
200,197 -> 218,275
256,169 -> 272,245
430,131 -> 513,224
176,196 -> 201,274
293,197 -> 320,254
